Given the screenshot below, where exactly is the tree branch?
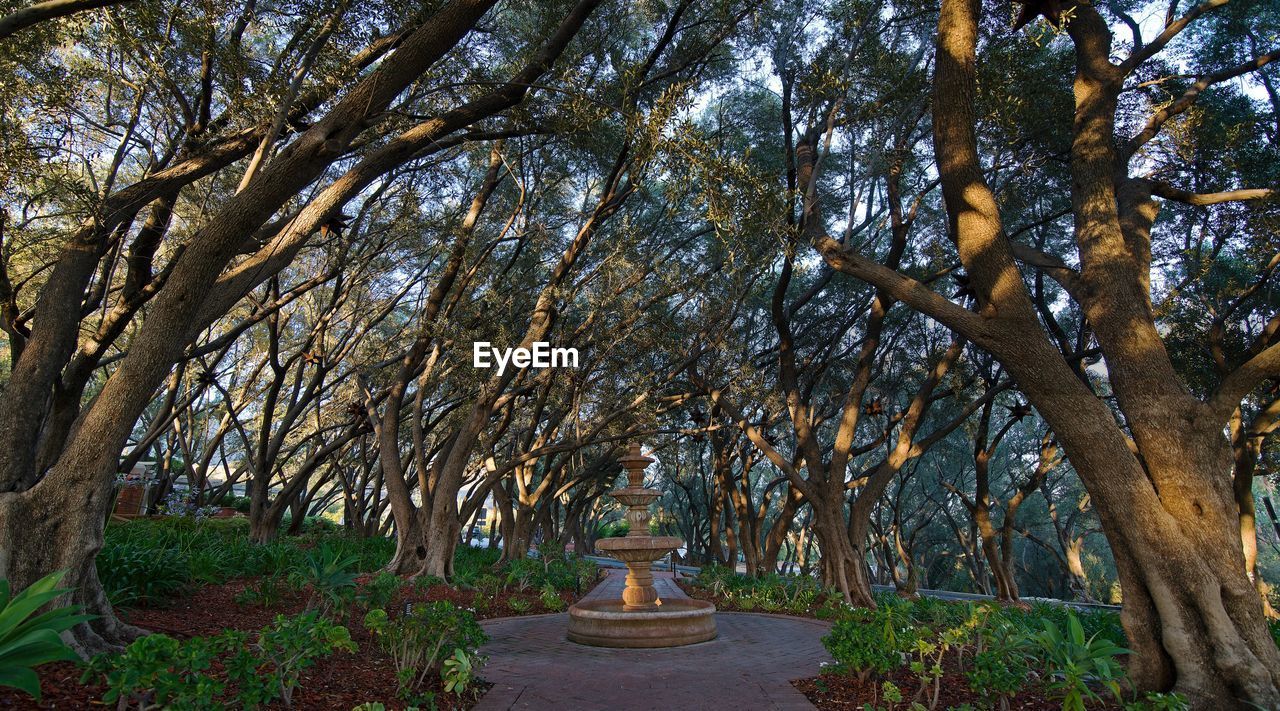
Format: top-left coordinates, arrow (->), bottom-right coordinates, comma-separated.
1147,180 -> 1279,206
1210,341 -> 1280,421
0,0 -> 132,40
1119,0 -> 1230,74
1127,46 -> 1279,155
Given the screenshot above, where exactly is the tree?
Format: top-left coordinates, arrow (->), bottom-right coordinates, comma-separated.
812,0 -> 1280,703
0,0 -> 600,655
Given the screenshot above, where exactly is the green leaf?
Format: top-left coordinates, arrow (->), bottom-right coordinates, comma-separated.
0,666 -> 42,699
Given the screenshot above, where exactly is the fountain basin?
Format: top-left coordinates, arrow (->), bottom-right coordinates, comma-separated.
610,487 -> 662,506
566,598 -> 717,648
595,536 -> 684,563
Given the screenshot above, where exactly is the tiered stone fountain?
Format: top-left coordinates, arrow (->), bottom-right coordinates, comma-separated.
566,443 -> 717,648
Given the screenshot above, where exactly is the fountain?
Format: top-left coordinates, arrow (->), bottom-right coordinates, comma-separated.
566,443 -> 717,648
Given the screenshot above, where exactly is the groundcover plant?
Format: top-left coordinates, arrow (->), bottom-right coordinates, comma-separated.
0,0 -> 1277,707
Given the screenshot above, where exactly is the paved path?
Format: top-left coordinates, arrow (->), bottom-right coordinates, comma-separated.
476,570 -> 832,710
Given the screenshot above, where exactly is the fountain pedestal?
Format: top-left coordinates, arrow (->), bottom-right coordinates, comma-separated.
566,444 -> 717,648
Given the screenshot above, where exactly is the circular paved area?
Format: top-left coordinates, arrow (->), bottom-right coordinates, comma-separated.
475,611 -> 833,710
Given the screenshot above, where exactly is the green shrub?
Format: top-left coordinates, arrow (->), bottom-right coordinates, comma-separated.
364,601 -> 486,699
595,521 -> 629,538
500,553 -> 597,594
1026,602 -> 1125,648
88,633 -> 229,710
503,559 -> 538,592
441,648 -> 483,695
288,545 -> 359,616
0,571 -> 93,700
235,612 -> 357,707
1031,610 -> 1129,711
474,573 -> 504,598
97,543 -> 190,607
100,517 -> 394,591
86,612 -> 354,709
453,546 -> 501,582
356,571 -> 403,611
691,567 -> 831,615
823,605 -> 917,683
507,597 -> 533,614
967,648 -> 1027,709
539,584 -> 566,612
234,574 -> 289,608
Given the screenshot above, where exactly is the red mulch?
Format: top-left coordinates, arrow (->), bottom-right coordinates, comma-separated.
795,666 -> 1051,710
0,575 -> 586,711
794,658 -> 1128,711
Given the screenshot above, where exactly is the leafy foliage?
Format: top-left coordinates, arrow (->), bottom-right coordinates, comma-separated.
1030,611 -> 1129,711
441,647 -> 483,695
0,571 -> 93,699
363,601 -> 487,699
85,612 -> 355,709
823,604 -> 917,683
98,518 -> 394,607
288,544 -> 360,616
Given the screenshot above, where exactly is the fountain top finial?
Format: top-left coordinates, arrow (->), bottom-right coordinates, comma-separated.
618,442 -> 654,488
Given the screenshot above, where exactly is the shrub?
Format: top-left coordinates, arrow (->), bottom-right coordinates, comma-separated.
504,559 -> 538,592
234,612 -> 357,707
595,521 -> 629,538
364,601 -> 486,699
97,543 -> 190,607
822,605 -> 916,683
100,517 -> 395,592
442,648 -> 483,694
234,574 -> 288,608
86,612 -> 354,710
960,612 -> 1031,709
356,571 -> 403,611
539,584 -> 567,612
453,546 -> 501,583
0,571 -> 93,700
507,597 -> 533,614
87,632 -> 230,710
690,567 -> 832,615
967,649 -> 1026,709
1027,601 -> 1125,648
288,545 -> 359,616
1030,610 -> 1129,711
474,574 -> 504,598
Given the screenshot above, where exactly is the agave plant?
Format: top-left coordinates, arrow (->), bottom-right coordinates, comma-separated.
288,545 -> 359,615
0,570 -> 95,699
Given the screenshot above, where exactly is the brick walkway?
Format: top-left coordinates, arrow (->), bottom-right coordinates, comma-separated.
475,570 -> 832,710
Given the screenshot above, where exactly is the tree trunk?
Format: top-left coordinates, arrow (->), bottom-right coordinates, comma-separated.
811,499 -> 875,607
0,475 -> 146,657
386,512 -> 428,575
1233,410 -> 1279,618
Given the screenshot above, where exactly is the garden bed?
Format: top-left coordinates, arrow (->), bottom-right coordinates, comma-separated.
680,566 -> 1191,711
1,518 -> 599,710
792,657 -> 1111,710
2,574 -> 555,709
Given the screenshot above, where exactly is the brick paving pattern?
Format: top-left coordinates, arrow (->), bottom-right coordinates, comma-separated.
475,570 -> 832,710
